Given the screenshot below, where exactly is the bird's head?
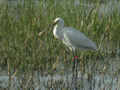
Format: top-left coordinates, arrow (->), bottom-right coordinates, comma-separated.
52,17 -> 64,27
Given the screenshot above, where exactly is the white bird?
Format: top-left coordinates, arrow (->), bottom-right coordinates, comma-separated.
52,17 -> 97,52
52,17 -> 97,77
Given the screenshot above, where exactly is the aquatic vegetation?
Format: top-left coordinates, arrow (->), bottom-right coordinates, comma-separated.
0,0 -> 119,73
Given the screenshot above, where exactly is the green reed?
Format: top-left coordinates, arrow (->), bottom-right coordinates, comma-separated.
0,0 -> 119,73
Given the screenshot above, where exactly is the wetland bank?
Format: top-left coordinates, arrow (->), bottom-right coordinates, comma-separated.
0,0 -> 120,89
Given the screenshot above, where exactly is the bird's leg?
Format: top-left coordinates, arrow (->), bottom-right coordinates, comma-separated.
74,50 -> 78,80
72,50 -> 79,88
72,50 -> 75,79
72,50 -> 78,80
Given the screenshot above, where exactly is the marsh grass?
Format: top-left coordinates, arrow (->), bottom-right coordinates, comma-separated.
0,0 -> 120,74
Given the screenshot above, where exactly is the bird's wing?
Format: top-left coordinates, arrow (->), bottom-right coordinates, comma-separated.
63,27 -> 97,50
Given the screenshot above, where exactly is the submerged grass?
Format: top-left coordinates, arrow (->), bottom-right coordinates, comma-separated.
0,0 -> 120,73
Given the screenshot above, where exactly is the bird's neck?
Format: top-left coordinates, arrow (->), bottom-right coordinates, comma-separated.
53,25 -> 63,40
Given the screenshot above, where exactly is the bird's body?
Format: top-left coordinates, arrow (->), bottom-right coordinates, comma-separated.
52,17 -> 97,79
53,17 -> 97,51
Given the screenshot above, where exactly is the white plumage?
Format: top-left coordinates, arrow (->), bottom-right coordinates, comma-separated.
53,17 -> 97,51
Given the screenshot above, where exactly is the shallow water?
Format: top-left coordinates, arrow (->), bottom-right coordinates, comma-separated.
0,71 -> 120,89
0,56 -> 120,89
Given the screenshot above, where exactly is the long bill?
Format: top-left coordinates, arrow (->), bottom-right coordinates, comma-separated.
38,20 -> 58,37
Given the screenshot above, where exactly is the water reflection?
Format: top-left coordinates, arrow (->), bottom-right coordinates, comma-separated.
0,71 -> 119,89
0,57 -> 119,89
